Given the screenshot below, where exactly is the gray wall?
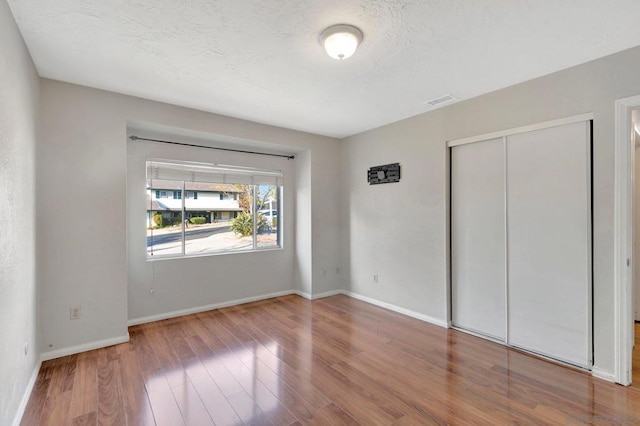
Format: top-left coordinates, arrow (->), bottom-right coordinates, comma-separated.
0,1 -> 39,424
342,45 -> 640,376
127,128 -> 297,321
37,79 -> 343,357
295,149 -> 313,296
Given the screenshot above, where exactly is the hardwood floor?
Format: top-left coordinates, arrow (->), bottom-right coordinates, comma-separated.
22,295 -> 640,425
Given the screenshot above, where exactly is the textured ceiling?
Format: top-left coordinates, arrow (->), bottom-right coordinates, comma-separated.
7,0 -> 640,138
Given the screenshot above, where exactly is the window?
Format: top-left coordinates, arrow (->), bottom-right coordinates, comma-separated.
146,160 -> 283,259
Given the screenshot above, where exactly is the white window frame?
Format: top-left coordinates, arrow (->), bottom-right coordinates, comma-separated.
146,159 -> 283,260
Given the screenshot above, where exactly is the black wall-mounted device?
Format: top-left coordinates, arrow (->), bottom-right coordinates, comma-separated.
368,163 -> 400,185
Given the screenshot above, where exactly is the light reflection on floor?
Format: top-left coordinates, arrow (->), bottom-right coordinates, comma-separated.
145,341 -> 282,424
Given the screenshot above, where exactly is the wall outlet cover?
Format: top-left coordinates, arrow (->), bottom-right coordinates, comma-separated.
70,305 -> 81,320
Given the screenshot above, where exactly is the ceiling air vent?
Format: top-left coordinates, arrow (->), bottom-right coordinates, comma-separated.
424,94 -> 457,108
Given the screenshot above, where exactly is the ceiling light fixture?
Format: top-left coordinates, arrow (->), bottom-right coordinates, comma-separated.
319,24 -> 363,60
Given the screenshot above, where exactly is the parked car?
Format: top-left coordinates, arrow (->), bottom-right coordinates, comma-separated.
259,209 -> 278,218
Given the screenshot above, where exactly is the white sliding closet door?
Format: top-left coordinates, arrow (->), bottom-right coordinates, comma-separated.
506,122 -> 591,368
451,138 -> 506,340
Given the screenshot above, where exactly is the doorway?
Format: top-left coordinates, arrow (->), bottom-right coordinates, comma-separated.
614,95 -> 640,386
632,110 -> 640,388
634,111 -> 640,325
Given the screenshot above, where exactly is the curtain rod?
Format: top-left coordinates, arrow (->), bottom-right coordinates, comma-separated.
129,135 -> 295,160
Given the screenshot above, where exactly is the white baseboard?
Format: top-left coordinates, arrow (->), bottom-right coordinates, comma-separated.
128,289 -> 296,326
295,289 -> 343,300
312,289 -> 344,299
129,287 -> 444,331
40,334 -> 130,362
11,358 -> 42,426
294,290 -> 312,300
342,291 -> 448,328
592,366 -> 616,383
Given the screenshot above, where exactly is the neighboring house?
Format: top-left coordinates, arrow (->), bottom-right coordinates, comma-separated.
147,180 -> 242,226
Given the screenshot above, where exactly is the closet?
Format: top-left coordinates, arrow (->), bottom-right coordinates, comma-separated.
449,115 -> 592,369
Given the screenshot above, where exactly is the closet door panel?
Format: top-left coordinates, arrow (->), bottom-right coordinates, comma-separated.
451,138 -> 506,340
506,122 -> 591,367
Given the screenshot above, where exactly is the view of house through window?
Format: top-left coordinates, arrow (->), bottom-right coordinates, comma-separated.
146,160 -> 282,258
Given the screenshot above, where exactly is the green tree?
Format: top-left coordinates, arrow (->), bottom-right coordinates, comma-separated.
256,186 -> 275,211
231,212 -> 269,237
152,213 -> 163,227
234,184 -> 253,213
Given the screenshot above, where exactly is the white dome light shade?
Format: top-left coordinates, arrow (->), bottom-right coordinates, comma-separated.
320,25 -> 363,60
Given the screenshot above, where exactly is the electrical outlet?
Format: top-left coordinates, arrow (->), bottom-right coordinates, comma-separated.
373,274 -> 379,283
70,305 -> 81,320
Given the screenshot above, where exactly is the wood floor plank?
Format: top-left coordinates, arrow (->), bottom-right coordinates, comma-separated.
146,323 -> 191,388
226,390 -> 270,425
163,320 -> 197,362
68,350 -> 97,420
33,356 -> 77,426
128,326 -> 162,379
237,342 -> 328,423
232,332 -> 332,411
117,343 -> 155,426
187,316 -> 228,352
72,411 -> 97,426
305,354 -> 405,424
39,390 -> 72,426
96,352 -> 126,426
308,402 -> 360,425
181,358 -> 242,426
20,376 -> 49,425
21,296 -> 640,425
144,374 -> 185,426
45,354 -> 78,398
171,381 -> 215,426
196,310 -> 242,349
200,356 -> 244,397
217,347 -> 297,425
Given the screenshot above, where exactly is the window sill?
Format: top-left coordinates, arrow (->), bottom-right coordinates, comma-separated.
145,246 -> 283,262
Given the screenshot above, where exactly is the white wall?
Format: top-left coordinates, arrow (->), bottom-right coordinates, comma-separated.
38,79 -> 342,355
295,150 -> 313,297
342,45 -> 640,376
310,141 -> 344,295
0,1 -> 39,424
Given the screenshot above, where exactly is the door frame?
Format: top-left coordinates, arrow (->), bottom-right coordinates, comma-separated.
613,95 -> 640,385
